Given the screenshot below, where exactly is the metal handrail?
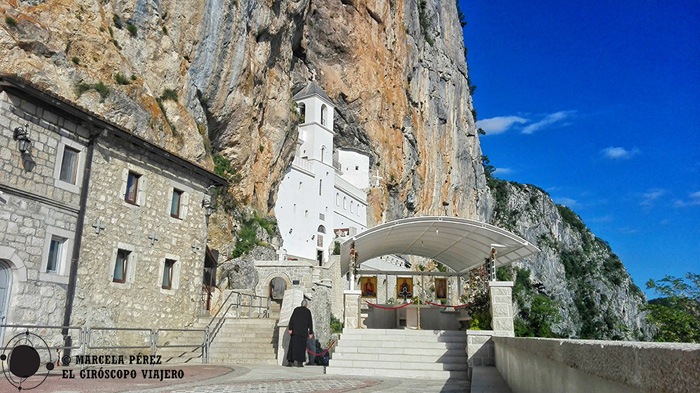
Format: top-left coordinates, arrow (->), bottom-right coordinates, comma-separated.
1,324 -> 211,364
86,327 -> 152,350
155,328 -> 206,348
0,324 -> 83,351
203,290 -> 272,356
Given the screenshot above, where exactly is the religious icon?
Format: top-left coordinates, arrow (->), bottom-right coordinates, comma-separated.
397,277 -> 413,299
435,278 -> 447,300
361,276 -> 377,298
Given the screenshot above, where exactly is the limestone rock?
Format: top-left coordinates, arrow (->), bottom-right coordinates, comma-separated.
487,180 -> 652,340
218,255 -> 259,290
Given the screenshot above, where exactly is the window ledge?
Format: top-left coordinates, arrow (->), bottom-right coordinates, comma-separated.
159,287 -> 176,296
54,178 -> 80,194
39,272 -> 69,285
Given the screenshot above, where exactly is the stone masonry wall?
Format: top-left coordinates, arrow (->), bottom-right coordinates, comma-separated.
254,260 -> 314,298
71,134 -> 212,348
0,90 -> 89,346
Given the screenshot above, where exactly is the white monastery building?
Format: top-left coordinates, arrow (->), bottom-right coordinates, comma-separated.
275,82 -> 369,265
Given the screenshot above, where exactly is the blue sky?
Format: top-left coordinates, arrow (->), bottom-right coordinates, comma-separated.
459,0 -> 700,297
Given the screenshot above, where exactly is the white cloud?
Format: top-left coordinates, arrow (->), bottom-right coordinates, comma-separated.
554,197 -> 578,207
521,110 -> 576,134
673,191 -> 700,208
476,116 -> 527,135
493,167 -> 513,175
619,227 -> 639,234
640,189 -> 667,208
600,146 -> 640,160
590,215 -> 613,223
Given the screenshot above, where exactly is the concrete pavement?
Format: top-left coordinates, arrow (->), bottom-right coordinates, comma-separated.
1,363 -> 470,393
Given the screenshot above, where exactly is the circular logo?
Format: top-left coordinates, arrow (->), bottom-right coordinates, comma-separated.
1,331 -> 54,391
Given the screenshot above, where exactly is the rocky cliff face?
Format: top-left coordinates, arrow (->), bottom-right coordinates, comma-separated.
1,0 -> 489,220
487,179 -> 651,339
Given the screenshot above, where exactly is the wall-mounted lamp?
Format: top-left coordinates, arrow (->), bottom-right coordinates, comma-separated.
201,198 -> 214,218
13,124 -> 31,154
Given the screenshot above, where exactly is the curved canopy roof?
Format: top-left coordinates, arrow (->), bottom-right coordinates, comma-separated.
340,216 -> 539,275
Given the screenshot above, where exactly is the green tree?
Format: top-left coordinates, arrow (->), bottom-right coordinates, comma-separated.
644,273 -> 700,343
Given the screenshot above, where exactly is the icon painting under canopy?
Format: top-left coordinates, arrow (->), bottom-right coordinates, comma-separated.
360,277 -> 377,298
397,277 -> 413,300
435,278 -> 447,300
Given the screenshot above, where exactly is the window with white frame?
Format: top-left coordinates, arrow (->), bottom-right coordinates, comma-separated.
53,137 -> 85,193
59,147 -> 79,184
113,249 -> 130,283
321,104 -> 327,125
170,189 -> 183,218
162,259 -> 176,289
40,226 -> 73,284
46,236 -> 65,273
125,171 -> 141,204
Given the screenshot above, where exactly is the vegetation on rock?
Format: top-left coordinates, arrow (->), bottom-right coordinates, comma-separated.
644,273 -> 700,343
76,81 -> 110,101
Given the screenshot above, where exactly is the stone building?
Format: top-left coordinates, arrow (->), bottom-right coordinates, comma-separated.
0,75 -> 226,347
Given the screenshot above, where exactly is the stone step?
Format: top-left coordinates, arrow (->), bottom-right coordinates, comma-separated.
332,352 -> 467,364
339,332 -> 465,343
335,340 -> 465,350
329,359 -> 467,372
341,328 -> 464,336
207,358 -> 278,365
209,346 -> 276,354
334,346 -> 465,357
208,351 -> 277,358
326,366 -> 468,381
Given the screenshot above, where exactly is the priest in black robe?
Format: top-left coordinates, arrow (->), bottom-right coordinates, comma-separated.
287,299 -> 313,367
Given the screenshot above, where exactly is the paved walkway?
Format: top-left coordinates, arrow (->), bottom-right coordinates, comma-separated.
1,364 -> 470,393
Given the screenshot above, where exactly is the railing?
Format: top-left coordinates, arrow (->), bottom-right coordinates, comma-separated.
1,324 -> 83,354
334,174 -> 367,202
204,290 -> 272,354
333,158 -> 343,174
292,156 -> 314,174
1,324 -> 209,365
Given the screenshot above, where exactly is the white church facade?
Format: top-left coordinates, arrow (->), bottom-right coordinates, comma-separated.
274,82 -> 369,265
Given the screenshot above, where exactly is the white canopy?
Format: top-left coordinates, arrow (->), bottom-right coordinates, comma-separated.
340,216 -> 539,275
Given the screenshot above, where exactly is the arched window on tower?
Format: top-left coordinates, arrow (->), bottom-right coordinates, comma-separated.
343,197 -> 347,209
321,146 -> 326,163
299,103 -> 306,123
317,225 -> 326,251
321,104 -> 327,126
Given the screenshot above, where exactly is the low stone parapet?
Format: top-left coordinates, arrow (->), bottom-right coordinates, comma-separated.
494,337 -> 700,393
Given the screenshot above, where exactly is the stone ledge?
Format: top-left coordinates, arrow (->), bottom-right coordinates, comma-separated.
494,337 -> 700,393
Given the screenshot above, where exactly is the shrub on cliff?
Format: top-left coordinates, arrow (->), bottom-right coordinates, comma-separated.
644,273 -> 700,343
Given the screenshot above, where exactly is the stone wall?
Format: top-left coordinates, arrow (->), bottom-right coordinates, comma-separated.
494,337 -> 700,393
0,90 -> 89,345
72,134 -> 212,342
253,260 -> 314,298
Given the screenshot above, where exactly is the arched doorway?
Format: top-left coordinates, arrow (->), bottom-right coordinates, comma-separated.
0,260 -> 12,345
269,277 -> 287,300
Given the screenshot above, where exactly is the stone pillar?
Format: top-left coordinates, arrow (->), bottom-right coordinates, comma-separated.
343,290 -> 362,329
489,281 -> 515,337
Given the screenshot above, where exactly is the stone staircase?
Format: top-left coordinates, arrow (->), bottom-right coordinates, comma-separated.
199,318 -> 279,365
326,329 -> 468,380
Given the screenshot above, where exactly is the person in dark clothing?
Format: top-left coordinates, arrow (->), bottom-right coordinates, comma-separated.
287,299 -> 313,367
